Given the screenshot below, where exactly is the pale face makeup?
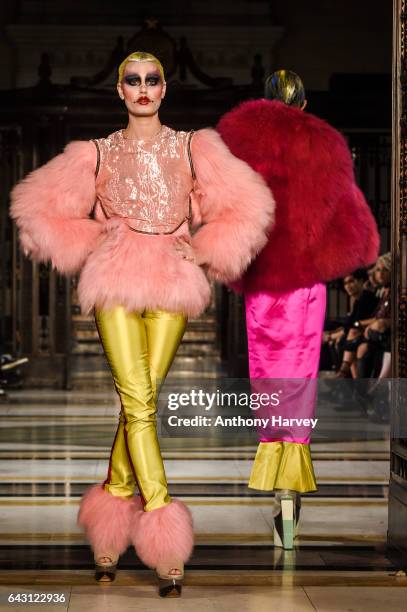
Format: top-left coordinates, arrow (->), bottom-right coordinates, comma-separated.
117,61 -> 166,117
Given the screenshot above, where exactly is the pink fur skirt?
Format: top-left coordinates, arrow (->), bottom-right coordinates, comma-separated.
78,219 -> 211,317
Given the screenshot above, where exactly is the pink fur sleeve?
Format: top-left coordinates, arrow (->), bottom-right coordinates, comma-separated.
10,141 -> 102,275
190,129 -> 275,282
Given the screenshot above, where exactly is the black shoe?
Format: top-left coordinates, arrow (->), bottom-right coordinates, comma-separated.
157,575 -> 183,598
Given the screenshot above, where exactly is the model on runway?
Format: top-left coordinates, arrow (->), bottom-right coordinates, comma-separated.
10,51 -> 274,596
218,70 -> 380,550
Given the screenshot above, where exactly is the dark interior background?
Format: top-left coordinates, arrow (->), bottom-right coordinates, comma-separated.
0,0 -> 393,386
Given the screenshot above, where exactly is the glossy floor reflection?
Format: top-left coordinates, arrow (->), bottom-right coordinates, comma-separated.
1,582 -> 407,611
0,387 -> 404,611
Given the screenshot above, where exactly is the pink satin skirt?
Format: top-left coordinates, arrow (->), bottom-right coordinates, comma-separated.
245,283 -> 326,444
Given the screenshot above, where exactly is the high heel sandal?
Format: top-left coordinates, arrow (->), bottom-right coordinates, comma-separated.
78,485 -> 144,584
94,555 -> 118,582
156,562 -> 184,597
273,492 -> 300,550
335,360 -> 352,379
130,499 -> 193,598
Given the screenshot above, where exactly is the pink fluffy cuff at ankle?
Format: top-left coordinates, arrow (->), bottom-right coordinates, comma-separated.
131,499 -> 194,568
78,484 -> 142,556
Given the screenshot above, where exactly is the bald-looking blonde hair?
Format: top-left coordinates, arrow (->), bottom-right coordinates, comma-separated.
376,252 -> 391,272
118,51 -> 165,83
264,69 -> 305,108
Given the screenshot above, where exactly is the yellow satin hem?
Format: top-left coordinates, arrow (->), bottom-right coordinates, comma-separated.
248,441 -> 317,493
103,482 -> 172,512
102,483 -> 135,500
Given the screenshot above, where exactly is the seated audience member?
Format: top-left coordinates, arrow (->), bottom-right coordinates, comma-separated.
355,253 -> 391,379
322,269 -> 379,376
351,253 -> 391,421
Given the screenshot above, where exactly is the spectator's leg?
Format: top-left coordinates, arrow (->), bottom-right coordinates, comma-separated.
379,352 -> 391,379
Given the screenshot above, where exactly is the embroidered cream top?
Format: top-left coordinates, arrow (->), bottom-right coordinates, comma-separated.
93,126 -> 194,234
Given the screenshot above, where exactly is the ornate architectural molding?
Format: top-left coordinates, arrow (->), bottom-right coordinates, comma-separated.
388,0 -> 407,561
392,0 -> 407,377
5,23 -> 284,88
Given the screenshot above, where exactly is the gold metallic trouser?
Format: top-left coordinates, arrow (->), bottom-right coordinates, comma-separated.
95,306 -> 187,512
248,442 -> 317,493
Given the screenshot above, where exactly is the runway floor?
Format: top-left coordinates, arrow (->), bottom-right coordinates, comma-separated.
0,387 -> 405,611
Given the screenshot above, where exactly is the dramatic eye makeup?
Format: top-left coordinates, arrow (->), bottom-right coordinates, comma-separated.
123,72 -> 162,86
145,72 -> 161,86
123,74 -> 140,86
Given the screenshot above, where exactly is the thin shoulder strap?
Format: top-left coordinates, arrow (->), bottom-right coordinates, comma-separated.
187,130 -> 196,180
91,139 -> 100,178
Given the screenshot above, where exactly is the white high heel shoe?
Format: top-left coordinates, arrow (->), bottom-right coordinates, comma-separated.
273,490 -> 301,550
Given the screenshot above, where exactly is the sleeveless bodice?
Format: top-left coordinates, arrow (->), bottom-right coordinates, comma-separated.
94,126 -> 194,234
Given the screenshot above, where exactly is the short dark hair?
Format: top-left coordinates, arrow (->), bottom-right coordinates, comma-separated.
264,70 -> 306,107
345,268 -> 368,282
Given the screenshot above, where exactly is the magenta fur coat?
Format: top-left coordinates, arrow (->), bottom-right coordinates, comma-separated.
217,100 -> 380,293
10,128 -> 275,317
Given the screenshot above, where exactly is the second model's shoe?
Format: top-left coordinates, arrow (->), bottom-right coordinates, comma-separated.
273,490 -> 301,550
130,498 -> 194,597
78,484 -> 143,582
